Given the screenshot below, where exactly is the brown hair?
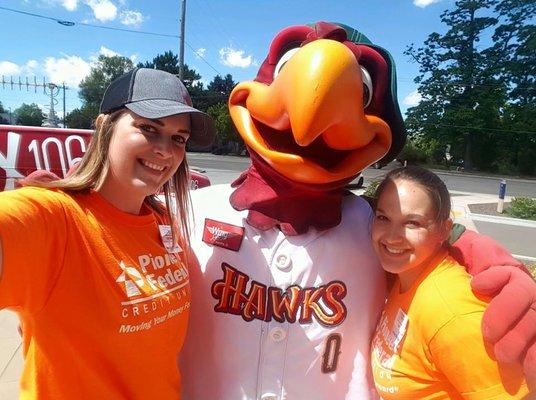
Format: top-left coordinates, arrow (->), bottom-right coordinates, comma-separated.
374,165 -> 451,223
29,110 -> 192,251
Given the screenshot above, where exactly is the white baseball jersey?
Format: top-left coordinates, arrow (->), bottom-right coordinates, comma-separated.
181,184 -> 386,400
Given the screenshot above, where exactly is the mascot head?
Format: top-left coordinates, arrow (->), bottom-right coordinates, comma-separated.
229,21 -> 406,186
228,22 -> 406,234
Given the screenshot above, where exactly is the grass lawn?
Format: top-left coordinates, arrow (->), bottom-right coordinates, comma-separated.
528,263 -> 536,279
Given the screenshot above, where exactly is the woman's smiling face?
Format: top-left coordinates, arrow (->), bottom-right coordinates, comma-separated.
98,110 -> 191,213
371,178 -> 451,288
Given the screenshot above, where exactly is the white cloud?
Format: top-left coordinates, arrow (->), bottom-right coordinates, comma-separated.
44,55 -> 92,87
413,0 -> 442,8
0,61 -> 21,76
219,47 -> 254,68
95,46 -> 137,64
403,90 -> 422,106
62,0 -> 78,11
26,60 -> 39,69
85,0 -> 117,22
22,60 -> 40,76
99,46 -> 119,57
120,10 -> 144,26
194,48 -> 206,59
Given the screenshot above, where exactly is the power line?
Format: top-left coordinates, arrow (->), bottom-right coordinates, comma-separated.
0,5 -> 222,75
398,77 -> 535,91
0,6 -> 179,39
184,41 -> 221,75
414,122 -> 536,135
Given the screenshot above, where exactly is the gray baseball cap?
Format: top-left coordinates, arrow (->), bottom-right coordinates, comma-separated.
100,67 -> 215,147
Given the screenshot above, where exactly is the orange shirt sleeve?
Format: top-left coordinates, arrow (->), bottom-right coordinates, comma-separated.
0,187 -> 68,312
429,312 -> 528,399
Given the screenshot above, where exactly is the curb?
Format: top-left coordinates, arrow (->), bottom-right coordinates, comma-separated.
513,254 -> 536,263
428,169 -> 536,184
468,212 -> 536,228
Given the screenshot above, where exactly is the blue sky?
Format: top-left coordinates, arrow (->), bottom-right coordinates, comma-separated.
0,0 -> 455,118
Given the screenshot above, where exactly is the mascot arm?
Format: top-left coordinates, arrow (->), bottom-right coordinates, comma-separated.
449,228 -> 527,274
449,228 -> 536,388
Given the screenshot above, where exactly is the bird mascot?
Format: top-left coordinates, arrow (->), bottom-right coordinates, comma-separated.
181,22 -> 536,399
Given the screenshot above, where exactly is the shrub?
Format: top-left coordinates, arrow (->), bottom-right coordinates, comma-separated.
517,148 -> 536,176
507,197 -> 536,221
493,158 -> 517,175
397,141 -> 428,165
363,179 -> 382,199
528,263 -> 536,280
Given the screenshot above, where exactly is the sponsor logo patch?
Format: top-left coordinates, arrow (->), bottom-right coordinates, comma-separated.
203,218 -> 244,251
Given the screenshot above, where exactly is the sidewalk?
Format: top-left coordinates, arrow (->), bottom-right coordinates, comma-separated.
0,311 -> 22,399
449,190 -> 536,262
0,191 -> 534,398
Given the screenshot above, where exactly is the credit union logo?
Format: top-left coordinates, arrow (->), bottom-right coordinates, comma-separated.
116,261 -> 145,298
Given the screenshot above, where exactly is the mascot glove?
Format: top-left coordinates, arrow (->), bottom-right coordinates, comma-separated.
471,265 -> 536,386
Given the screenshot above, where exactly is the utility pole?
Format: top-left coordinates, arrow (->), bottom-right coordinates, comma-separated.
178,0 -> 187,80
62,83 -> 66,127
42,83 -> 59,127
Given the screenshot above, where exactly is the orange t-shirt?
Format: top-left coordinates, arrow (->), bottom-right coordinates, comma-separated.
0,187 -> 191,399
371,253 -> 528,400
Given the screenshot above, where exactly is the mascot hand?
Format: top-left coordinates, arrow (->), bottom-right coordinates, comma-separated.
471,266 -> 536,385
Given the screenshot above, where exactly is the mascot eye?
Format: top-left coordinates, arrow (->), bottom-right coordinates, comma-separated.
274,47 -> 300,79
361,66 -> 373,108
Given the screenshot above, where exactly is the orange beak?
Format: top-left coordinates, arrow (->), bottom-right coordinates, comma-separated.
229,39 -> 392,185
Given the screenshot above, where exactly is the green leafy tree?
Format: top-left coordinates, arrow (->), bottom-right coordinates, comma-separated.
194,74 -> 236,113
67,55 -> 134,125
207,74 -> 236,98
488,0 -> 536,174
405,0 -> 503,171
15,103 -> 45,126
491,0 -> 535,105
64,104 -> 99,129
207,102 -> 243,150
406,0 -> 535,174
79,55 -> 134,107
0,101 -> 9,124
138,51 -> 201,90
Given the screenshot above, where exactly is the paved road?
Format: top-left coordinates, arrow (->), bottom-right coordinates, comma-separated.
188,153 -> 536,197
473,220 -> 536,259
187,152 -> 536,261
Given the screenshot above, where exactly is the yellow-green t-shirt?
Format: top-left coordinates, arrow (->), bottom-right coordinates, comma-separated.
371,252 -> 529,400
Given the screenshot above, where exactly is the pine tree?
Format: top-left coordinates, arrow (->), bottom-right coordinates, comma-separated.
405,0 -> 501,170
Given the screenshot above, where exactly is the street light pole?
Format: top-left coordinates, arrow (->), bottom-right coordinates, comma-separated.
178,0 -> 187,80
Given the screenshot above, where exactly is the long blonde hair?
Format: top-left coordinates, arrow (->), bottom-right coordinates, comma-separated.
33,110 -> 192,252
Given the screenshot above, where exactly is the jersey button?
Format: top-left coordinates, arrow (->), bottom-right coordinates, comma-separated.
275,253 -> 292,271
269,327 -> 287,342
261,393 -> 278,400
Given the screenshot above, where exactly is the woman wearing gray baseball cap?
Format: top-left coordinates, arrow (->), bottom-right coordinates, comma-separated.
0,68 -> 215,399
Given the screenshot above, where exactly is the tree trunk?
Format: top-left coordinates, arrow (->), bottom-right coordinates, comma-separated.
464,133 -> 473,171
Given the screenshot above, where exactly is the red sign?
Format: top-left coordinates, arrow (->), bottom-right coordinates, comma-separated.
0,125 -> 91,191
0,124 -> 211,192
